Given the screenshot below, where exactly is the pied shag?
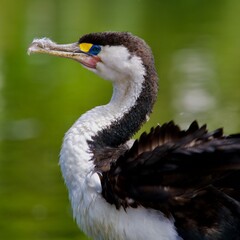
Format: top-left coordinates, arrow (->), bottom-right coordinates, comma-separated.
28,32 -> 240,240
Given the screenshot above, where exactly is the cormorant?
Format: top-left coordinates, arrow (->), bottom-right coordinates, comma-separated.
28,32 -> 240,240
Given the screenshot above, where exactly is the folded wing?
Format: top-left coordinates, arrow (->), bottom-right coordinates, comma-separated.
101,121 -> 240,239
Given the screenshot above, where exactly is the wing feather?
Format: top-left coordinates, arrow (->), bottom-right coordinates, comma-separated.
101,121 -> 240,239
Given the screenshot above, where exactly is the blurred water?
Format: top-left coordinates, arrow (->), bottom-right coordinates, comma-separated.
0,0 -> 240,239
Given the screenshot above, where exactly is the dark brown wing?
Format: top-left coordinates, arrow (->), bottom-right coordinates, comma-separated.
101,121 -> 240,240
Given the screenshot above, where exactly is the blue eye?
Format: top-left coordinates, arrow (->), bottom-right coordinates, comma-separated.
89,45 -> 101,55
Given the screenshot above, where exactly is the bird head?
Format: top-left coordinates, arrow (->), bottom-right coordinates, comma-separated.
28,32 -> 155,82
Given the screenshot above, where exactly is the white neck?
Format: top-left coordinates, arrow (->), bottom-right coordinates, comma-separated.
59,66 -> 146,234
59,64 -> 145,197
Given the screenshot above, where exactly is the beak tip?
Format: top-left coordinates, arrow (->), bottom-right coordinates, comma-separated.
27,45 -> 35,55
27,37 -> 55,55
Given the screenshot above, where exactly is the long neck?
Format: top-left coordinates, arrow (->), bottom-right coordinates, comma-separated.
60,65 -> 158,190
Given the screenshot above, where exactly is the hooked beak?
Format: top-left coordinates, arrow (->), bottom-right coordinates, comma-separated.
28,38 -> 100,69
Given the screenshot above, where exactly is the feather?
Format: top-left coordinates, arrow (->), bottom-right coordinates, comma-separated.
101,121 -> 240,239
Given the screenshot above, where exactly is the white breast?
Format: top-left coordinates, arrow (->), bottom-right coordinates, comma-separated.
76,194 -> 179,240
60,109 -> 179,240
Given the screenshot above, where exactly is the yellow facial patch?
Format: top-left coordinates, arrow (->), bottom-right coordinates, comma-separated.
79,43 -> 93,53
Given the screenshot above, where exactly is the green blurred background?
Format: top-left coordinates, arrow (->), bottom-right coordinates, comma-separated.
0,0 -> 240,239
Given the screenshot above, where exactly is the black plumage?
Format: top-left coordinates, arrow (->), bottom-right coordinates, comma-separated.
100,121 -> 240,239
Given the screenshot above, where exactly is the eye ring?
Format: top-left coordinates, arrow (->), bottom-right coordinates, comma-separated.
89,45 -> 101,55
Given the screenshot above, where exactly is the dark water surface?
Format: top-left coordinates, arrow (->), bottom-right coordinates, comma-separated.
0,0 -> 240,239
